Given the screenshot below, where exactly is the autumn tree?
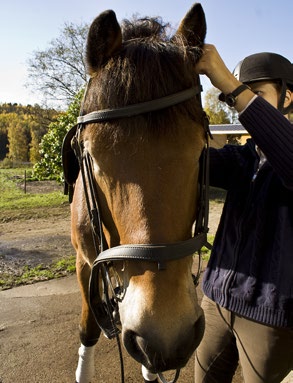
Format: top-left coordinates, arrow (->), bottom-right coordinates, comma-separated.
29,121 -> 42,163
7,115 -> 30,162
204,87 -> 241,145
204,87 -> 231,124
26,22 -> 88,107
0,103 -> 59,165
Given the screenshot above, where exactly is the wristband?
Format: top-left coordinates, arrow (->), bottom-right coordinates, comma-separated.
219,84 -> 250,107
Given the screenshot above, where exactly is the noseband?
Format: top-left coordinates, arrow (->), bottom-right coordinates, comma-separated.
69,81 -> 211,383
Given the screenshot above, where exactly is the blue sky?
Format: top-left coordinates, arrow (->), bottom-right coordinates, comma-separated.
1,0 -> 293,106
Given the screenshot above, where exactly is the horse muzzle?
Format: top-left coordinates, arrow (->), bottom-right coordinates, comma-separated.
122,312 -> 205,373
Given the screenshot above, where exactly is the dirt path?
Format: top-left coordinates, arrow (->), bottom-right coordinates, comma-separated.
0,210 -> 73,270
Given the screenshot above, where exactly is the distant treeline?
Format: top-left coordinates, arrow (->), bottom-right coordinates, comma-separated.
0,102 -> 60,164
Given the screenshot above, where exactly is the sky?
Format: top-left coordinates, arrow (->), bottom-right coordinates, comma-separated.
1,0 -> 293,106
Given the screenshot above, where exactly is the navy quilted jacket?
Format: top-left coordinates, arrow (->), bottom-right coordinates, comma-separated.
203,96 -> 293,328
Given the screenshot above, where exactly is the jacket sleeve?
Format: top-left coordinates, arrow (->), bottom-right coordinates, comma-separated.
239,96 -> 293,189
209,144 -> 252,190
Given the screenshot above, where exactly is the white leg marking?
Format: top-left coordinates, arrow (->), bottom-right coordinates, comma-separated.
75,344 -> 96,383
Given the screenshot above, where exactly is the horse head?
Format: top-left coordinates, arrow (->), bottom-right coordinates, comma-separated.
68,3 -> 208,380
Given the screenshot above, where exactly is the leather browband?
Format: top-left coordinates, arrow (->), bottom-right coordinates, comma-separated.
77,86 -> 202,124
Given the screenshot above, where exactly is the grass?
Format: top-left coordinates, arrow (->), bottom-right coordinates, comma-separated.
0,167 -> 75,290
0,168 -> 67,211
200,234 -> 215,261
0,168 -> 69,224
0,256 -> 76,290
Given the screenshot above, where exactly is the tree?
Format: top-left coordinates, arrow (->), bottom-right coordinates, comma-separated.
204,87 -> 242,145
204,87 -> 231,124
0,103 -> 59,164
33,90 -> 83,182
29,122 -> 42,163
7,115 -> 30,162
27,22 -> 88,107
0,131 -> 8,160
0,113 -> 11,160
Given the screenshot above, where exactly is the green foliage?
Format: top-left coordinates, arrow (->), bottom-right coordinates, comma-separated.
33,90 -> 83,182
0,157 -> 14,168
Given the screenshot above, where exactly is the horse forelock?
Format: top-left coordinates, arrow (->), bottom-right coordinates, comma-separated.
121,16 -> 170,41
83,16 -> 204,144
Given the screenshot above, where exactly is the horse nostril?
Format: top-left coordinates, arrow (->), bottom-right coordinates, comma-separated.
123,313 -> 205,372
123,330 -> 153,369
124,330 -> 146,356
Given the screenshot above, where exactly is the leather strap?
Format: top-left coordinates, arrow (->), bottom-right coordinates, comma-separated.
229,83 -> 250,98
77,86 -> 202,124
92,232 -> 210,271
219,83 -> 250,105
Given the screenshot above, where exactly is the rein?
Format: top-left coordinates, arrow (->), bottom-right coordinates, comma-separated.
71,82 -> 211,383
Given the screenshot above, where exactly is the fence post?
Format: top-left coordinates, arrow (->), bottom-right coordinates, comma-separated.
24,170 -> 27,194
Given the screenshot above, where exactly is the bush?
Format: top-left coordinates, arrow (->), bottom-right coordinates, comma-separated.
0,158 -> 14,168
33,90 -> 83,182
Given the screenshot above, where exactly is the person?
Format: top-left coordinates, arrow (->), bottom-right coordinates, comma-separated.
194,45 -> 293,383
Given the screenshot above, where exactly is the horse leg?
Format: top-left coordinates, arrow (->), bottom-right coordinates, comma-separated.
75,344 -> 96,383
142,365 -> 159,382
75,256 -> 101,383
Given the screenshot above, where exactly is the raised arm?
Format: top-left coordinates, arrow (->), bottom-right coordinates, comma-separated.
196,44 -> 293,189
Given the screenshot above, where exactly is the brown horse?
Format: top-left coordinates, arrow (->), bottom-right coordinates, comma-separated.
63,3 -> 208,382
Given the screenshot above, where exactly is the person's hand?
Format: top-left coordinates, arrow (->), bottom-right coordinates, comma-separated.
196,44 -> 255,111
196,44 -> 240,94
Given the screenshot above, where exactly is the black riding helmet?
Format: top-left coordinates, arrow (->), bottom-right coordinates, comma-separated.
233,52 -> 293,114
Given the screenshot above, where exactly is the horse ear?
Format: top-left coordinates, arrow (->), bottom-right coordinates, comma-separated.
86,10 -> 122,76
175,3 -> 206,47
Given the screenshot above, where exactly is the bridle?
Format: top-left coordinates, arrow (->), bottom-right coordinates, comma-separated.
70,80 -> 212,383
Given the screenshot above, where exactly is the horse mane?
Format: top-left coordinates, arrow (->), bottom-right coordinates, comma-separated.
83,16 -> 204,141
